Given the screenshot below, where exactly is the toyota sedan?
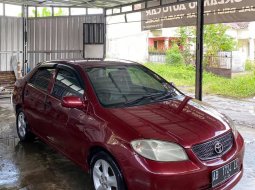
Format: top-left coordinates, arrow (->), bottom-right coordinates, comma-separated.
12,60 -> 244,190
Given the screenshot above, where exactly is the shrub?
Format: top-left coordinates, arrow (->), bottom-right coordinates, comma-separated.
166,44 -> 184,65
245,60 -> 255,71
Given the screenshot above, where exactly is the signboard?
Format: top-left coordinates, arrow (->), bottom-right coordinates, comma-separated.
142,0 -> 255,30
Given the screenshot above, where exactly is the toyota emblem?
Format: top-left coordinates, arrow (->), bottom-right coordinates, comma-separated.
214,142 -> 224,154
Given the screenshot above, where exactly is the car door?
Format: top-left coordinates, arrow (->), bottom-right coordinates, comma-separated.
46,66 -> 88,162
23,67 -> 55,138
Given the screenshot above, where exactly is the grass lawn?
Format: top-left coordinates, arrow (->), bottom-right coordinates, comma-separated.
145,63 -> 255,98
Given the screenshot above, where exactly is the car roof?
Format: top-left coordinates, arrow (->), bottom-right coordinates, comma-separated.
41,59 -> 140,69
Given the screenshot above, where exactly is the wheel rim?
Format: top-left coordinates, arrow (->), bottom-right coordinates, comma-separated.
93,159 -> 118,190
18,112 -> 26,138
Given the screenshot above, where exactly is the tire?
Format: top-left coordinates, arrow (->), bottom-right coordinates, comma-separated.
16,109 -> 35,142
90,151 -> 126,190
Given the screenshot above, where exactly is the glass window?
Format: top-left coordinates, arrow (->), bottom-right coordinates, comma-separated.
54,7 -> 69,16
86,65 -> 179,107
28,7 -> 36,17
87,8 -> 103,15
84,23 -> 104,44
121,5 -> 132,12
106,9 -> 112,15
52,69 -> 84,99
70,8 -> 86,15
134,3 -> 145,10
112,8 -> 120,14
0,3 -> 3,16
5,4 -> 22,17
37,7 -> 52,17
29,68 -> 55,91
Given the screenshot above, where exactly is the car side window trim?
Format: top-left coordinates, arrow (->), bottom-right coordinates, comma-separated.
57,64 -> 85,89
28,67 -> 55,93
51,66 -> 85,100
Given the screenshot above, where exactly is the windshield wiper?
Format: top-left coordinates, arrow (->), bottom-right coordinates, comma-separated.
154,90 -> 177,101
124,92 -> 163,106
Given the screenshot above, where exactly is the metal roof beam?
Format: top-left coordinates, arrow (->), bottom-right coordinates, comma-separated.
106,0 -> 193,16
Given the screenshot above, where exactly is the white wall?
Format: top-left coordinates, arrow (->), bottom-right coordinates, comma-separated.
106,13 -> 149,63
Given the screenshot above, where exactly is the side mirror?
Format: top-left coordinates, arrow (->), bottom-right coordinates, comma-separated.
61,96 -> 84,109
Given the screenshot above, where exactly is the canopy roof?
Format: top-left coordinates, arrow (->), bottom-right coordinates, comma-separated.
0,0 -> 163,7
0,0 -> 192,9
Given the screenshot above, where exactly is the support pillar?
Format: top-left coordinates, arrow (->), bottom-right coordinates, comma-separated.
195,0 -> 204,101
164,38 -> 169,50
22,5 -> 28,76
249,38 -> 254,61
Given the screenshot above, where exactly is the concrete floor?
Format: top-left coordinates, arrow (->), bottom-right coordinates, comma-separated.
0,102 -> 93,190
0,95 -> 254,190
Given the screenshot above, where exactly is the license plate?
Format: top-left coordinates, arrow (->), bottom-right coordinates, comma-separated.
212,159 -> 239,188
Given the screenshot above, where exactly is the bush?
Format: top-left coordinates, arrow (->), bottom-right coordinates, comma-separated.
165,44 -> 184,65
245,60 -> 255,71
145,63 -> 255,98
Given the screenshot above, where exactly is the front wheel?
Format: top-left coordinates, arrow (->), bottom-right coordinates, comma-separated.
16,109 -> 35,142
90,151 -> 126,190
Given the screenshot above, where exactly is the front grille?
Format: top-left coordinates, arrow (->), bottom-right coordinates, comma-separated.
192,132 -> 234,161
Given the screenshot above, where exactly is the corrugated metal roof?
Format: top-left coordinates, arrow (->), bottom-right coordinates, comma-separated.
0,0 -> 144,8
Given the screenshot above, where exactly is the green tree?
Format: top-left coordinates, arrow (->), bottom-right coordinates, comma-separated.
32,7 -> 52,17
203,24 -> 236,56
201,24 -> 236,66
177,27 -> 194,65
166,43 -> 184,65
54,8 -> 64,16
31,7 -> 65,17
177,24 -> 236,66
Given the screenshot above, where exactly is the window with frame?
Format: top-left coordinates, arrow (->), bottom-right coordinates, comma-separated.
29,68 -> 55,91
70,8 -> 86,15
154,41 -> 158,49
84,23 -> 104,44
5,4 -> 22,17
0,3 -> 3,16
52,69 -> 84,99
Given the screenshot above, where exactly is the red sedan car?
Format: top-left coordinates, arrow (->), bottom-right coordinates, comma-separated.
13,60 -> 244,190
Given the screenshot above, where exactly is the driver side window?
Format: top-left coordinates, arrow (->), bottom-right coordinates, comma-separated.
52,69 -> 84,99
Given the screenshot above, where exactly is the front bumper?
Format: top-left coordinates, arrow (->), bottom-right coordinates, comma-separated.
119,133 -> 244,190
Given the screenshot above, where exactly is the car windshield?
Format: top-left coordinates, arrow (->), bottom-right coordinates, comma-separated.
86,65 -> 181,108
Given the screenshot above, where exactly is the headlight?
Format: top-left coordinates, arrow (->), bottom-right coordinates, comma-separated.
225,115 -> 238,138
131,140 -> 188,162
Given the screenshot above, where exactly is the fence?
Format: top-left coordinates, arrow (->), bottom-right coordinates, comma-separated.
148,52 -> 234,68
205,52 -> 232,69
148,52 -> 166,63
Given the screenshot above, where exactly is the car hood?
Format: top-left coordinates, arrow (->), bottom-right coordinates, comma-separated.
107,96 -> 231,148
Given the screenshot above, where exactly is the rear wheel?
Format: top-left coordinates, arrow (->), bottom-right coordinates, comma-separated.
90,151 -> 126,190
16,109 -> 35,142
